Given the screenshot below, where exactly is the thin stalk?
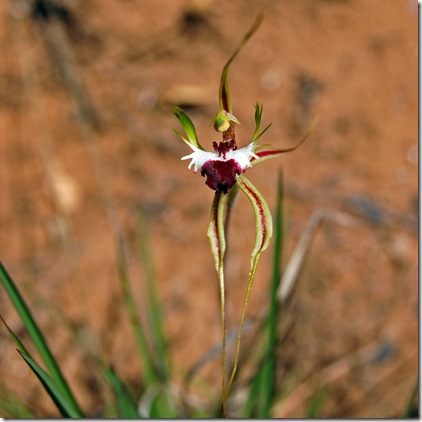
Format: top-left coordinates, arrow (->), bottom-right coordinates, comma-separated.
218,263 -> 227,418
116,241 -> 158,386
137,213 -> 171,381
217,194 -> 228,418
224,258 -> 259,401
208,192 -> 228,417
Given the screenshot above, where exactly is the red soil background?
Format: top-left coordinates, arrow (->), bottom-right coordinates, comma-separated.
0,0 -> 418,417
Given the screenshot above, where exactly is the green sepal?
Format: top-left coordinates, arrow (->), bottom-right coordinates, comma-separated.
219,14 -> 263,113
172,105 -> 204,150
251,102 -> 272,143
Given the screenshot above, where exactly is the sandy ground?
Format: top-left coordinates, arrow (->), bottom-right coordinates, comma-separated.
0,0 -> 418,417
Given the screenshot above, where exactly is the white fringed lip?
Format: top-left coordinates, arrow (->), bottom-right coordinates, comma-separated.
181,142 -> 259,173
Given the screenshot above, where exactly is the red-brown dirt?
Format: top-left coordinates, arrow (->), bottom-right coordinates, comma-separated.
0,0 -> 418,418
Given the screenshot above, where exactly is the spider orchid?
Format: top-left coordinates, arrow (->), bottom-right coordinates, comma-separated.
173,15 -> 316,417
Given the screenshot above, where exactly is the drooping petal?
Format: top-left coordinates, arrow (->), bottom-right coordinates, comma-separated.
236,175 -> 273,264
207,191 -> 227,277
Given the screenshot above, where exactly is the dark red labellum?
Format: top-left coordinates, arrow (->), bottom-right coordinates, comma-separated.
201,159 -> 242,194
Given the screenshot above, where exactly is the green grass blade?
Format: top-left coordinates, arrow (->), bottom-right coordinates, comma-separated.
148,389 -> 179,418
118,238 -> 177,418
0,315 -> 31,357
402,379 -> 419,418
18,351 -> 82,418
104,366 -> 139,418
0,384 -> 34,418
116,241 -> 159,386
258,174 -> 284,417
137,214 -> 171,382
243,366 -> 262,417
305,388 -> 328,418
0,262 -> 83,417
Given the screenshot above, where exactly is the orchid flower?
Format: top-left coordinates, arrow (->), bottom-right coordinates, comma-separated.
173,15 -> 316,417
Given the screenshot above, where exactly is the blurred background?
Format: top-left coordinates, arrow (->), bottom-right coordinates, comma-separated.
0,0 -> 418,417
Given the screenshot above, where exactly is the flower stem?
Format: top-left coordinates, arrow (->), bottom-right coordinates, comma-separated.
219,265 -> 227,418
224,261 -> 258,402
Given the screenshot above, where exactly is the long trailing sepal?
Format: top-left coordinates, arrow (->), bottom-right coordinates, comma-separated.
224,174 -> 273,398
252,117 -> 318,165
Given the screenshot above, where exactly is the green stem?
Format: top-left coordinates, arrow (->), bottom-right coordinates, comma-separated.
224,257 -> 259,401
219,264 -> 227,418
217,193 -> 228,417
